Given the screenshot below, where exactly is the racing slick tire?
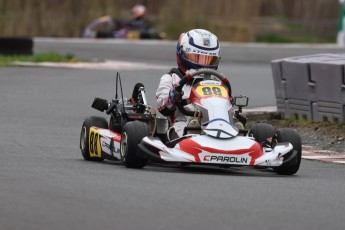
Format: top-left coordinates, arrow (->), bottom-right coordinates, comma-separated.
120,120 -> 149,168
0,37 -> 33,55
248,123 -> 276,144
80,116 -> 108,161
272,128 -> 302,175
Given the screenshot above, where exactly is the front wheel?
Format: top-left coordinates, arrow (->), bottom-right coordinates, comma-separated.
80,116 -> 108,161
120,121 -> 149,168
272,128 -> 302,175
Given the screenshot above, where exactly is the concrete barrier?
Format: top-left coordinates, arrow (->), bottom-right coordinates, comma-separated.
271,54 -> 345,122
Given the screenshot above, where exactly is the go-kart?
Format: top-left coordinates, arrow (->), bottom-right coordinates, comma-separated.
82,16 -> 163,39
80,69 -> 302,175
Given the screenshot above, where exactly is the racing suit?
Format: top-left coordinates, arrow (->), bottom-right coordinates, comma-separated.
156,69 -> 193,140
156,69 -> 244,140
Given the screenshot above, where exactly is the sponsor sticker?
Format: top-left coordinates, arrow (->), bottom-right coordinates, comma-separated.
203,155 -> 250,164
199,150 -> 252,165
203,38 -> 210,46
195,85 -> 228,98
89,127 -> 102,158
101,137 -> 121,158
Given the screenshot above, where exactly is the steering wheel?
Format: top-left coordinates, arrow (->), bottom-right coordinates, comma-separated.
175,68 -> 232,116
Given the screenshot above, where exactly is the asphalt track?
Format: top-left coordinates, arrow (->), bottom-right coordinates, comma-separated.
0,39 -> 345,230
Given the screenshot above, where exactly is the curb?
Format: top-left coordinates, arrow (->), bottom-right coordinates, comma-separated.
244,108 -> 280,121
245,109 -> 345,165
302,146 -> 345,164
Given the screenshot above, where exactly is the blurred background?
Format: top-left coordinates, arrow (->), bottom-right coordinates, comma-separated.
0,0 -> 341,43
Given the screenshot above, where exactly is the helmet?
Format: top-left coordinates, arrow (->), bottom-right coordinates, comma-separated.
131,4 -> 146,19
176,29 -> 221,72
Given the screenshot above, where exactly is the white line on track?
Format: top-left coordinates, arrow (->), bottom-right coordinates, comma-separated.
302,155 -> 345,159
14,60 -> 170,70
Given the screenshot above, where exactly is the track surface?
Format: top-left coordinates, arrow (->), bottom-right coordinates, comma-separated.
1,40 -> 345,230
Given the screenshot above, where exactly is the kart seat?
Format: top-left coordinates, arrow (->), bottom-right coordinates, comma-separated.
184,119 -> 201,135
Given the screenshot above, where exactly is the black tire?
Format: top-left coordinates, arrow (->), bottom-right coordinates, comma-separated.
120,121 -> 149,168
272,128 -> 302,175
0,37 -> 33,55
248,123 -> 276,143
80,116 -> 108,161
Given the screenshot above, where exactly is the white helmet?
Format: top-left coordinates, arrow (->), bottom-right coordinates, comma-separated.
131,4 -> 146,19
176,29 -> 221,72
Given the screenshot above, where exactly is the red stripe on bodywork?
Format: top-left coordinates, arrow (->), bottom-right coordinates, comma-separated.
95,127 -> 121,143
112,133 -> 121,143
178,138 -> 263,164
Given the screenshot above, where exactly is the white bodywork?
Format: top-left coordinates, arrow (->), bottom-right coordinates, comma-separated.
141,136 -> 293,167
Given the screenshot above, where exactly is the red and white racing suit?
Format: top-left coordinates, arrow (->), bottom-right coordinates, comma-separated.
156,71 -> 193,139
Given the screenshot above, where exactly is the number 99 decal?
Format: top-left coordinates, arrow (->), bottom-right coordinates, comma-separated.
89,127 -> 101,158
195,85 -> 228,98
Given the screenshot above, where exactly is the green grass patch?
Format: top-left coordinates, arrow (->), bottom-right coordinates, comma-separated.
255,34 -> 335,44
277,115 -> 345,129
0,52 -> 79,67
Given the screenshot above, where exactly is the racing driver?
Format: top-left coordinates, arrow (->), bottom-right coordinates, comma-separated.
156,29 -> 222,141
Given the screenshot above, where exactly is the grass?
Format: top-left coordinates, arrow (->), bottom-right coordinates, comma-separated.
0,52 -> 79,67
263,115 -> 345,131
255,34 -> 335,44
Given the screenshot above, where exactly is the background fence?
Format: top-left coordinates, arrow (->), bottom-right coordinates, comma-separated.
0,0 -> 340,42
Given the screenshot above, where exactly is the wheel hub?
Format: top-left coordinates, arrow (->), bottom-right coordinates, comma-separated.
120,132 -> 128,160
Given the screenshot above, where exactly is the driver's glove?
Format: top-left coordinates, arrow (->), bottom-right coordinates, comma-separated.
168,88 -> 183,108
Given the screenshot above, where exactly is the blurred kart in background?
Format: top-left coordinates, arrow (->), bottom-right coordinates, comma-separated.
82,15 -> 164,39
83,4 -> 165,39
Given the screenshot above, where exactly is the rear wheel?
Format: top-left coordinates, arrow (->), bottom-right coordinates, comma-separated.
272,128 -> 302,175
248,123 -> 276,144
80,116 -> 108,161
120,121 -> 149,168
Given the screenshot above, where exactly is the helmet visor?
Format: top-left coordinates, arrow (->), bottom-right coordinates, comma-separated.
184,52 -> 220,66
